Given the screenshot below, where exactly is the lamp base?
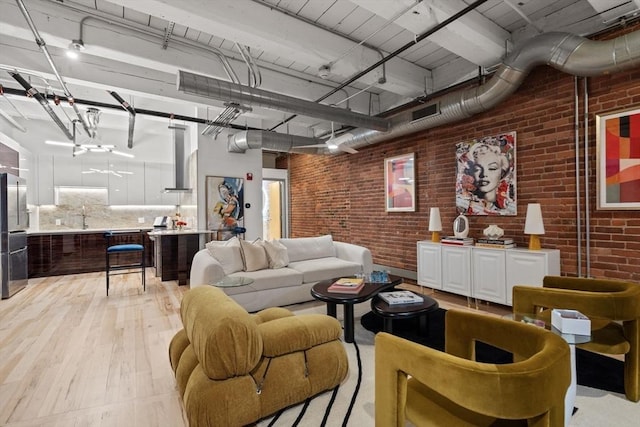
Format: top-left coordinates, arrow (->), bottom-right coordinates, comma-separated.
431,231 -> 440,242
528,234 -> 541,250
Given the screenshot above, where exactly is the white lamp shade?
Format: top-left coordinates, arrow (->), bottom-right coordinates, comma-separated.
428,207 -> 442,231
524,203 -> 545,235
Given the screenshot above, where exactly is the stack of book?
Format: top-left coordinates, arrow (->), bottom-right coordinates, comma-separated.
441,236 -> 475,246
379,290 -> 424,305
327,277 -> 365,294
475,238 -> 515,249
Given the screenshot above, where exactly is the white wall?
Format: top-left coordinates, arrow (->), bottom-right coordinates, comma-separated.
196,128 -> 263,241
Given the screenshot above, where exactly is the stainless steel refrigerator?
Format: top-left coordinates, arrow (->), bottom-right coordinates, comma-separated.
1,173 -> 28,299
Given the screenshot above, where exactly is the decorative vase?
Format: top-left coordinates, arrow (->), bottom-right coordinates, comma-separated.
453,214 -> 469,238
483,224 -> 504,240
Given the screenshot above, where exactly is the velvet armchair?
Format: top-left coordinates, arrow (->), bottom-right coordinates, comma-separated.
169,286 -> 349,426
512,276 -> 640,402
375,309 -> 571,426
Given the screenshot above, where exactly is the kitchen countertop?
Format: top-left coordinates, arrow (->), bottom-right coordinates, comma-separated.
147,229 -> 214,236
27,228 -> 153,236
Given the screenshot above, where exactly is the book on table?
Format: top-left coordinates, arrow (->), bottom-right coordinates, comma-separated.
475,242 -> 516,249
379,290 -> 424,305
327,277 -> 365,294
441,236 -> 474,246
476,237 -> 514,244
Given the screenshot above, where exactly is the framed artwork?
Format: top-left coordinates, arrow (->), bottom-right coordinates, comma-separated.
455,131 -> 517,216
596,107 -> 640,210
385,153 -> 415,212
205,176 -> 244,240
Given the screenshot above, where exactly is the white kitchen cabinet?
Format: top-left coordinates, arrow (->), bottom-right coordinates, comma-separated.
107,160 -> 145,205
417,241 -> 442,289
416,241 -> 560,306
81,157 -> 108,187
505,249 -> 560,305
144,162 -> 178,206
126,161 -> 145,204
53,156 -> 82,187
472,248 -> 506,304
37,155 -> 55,205
441,245 -> 472,297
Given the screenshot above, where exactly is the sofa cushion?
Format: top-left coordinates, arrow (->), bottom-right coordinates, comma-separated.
287,257 -> 361,283
224,268 -> 304,294
206,238 -> 243,275
262,239 -> 290,269
240,239 -> 269,272
279,235 -> 336,262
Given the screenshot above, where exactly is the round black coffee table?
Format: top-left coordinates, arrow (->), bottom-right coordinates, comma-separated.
370,292 -> 439,335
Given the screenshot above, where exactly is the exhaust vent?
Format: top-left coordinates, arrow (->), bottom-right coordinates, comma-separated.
164,124 -> 192,193
411,103 -> 440,123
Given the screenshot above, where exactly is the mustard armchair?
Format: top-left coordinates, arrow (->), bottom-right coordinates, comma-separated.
512,276 -> 640,402
375,309 -> 571,427
169,286 -> 348,427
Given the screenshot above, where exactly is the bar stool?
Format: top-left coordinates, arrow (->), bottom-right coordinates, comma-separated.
104,230 -> 146,296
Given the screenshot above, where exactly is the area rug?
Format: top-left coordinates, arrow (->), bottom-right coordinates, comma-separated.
360,308 -> 625,395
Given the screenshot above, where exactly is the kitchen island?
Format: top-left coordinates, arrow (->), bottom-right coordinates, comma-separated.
28,229 -> 153,278
147,229 -> 214,286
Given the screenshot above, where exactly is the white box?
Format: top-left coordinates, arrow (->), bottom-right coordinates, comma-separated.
551,309 -> 591,336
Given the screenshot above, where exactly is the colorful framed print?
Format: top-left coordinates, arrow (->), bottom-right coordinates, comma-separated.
596,107 -> 640,210
455,132 -> 517,216
205,176 -> 244,240
385,153 -> 415,212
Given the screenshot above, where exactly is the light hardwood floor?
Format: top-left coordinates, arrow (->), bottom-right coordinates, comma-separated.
0,272 -> 511,426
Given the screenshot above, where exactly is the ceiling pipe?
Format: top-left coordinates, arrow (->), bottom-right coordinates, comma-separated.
178,70 -> 390,132
9,71 -> 73,140
108,90 -> 136,148
227,130 -> 321,154
14,0 -> 93,137
334,29 -> 640,153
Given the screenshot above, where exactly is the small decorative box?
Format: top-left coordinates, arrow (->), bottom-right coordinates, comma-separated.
551,309 -> 591,336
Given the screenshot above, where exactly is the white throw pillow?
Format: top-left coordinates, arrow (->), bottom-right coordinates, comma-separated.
262,239 -> 290,269
239,239 -> 269,272
206,238 -> 243,275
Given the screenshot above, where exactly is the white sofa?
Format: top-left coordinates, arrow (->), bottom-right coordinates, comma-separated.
189,235 -> 373,312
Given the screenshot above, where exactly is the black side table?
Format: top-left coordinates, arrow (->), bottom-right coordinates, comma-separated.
370,292 -> 439,334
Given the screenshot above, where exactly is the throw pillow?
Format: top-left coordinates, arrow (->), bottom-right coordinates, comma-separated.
262,239 -> 290,269
239,239 -> 269,272
206,238 -> 244,275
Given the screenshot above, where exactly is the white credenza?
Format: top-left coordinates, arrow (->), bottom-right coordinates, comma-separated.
416,241 -> 560,306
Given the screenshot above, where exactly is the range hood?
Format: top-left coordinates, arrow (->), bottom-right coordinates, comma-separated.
164,124 -> 192,193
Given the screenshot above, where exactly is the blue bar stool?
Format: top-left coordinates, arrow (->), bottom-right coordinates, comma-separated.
104,230 -> 146,296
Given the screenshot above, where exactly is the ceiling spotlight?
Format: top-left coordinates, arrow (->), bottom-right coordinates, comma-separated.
318,64 -> 331,79
66,39 -> 85,59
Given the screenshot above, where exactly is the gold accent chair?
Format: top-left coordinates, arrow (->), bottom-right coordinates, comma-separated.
169,286 -> 348,427
513,276 -> 640,402
375,309 -> 571,427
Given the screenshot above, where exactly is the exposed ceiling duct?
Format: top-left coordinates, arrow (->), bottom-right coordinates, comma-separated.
9,71 -> 73,139
14,0 -> 92,137
332,29 -> 640,154
164,124 -> 192,193
178,70 -> 390,132
227,130 -> 323,154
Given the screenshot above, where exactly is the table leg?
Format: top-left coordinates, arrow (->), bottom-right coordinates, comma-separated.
343,304 -> 354,343
565,345 -> 577,426
326,302 -> 337,318
383,318 -> 393,333
419,315 -> 428,336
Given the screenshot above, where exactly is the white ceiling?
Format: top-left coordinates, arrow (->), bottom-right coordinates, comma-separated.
1,0 -> 639,160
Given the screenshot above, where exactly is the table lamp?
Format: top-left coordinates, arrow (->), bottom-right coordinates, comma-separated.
428,207 -> 442,242
524,203 -> 545,250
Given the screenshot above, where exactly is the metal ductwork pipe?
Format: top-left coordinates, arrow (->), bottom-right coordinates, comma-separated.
228,130 -> 321,154
178,70 -> 390,132
9,71 -> 73,139
336,30 -> 640,153
15,0 -> 93,137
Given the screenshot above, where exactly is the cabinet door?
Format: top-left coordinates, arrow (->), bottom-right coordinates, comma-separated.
81,157 -> 108,187
144,162 -> 164,205
53,156 -> 82,187
37,155 -> 55,205
472,248 -> 506,304
126,162 -> 145,204
417,241 -> 442,289
505,249 -> 560,305
108,158 -> 128,205
441,245 -> 472,297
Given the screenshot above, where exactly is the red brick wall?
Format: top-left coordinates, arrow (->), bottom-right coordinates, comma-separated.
278,23 -> 640,282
